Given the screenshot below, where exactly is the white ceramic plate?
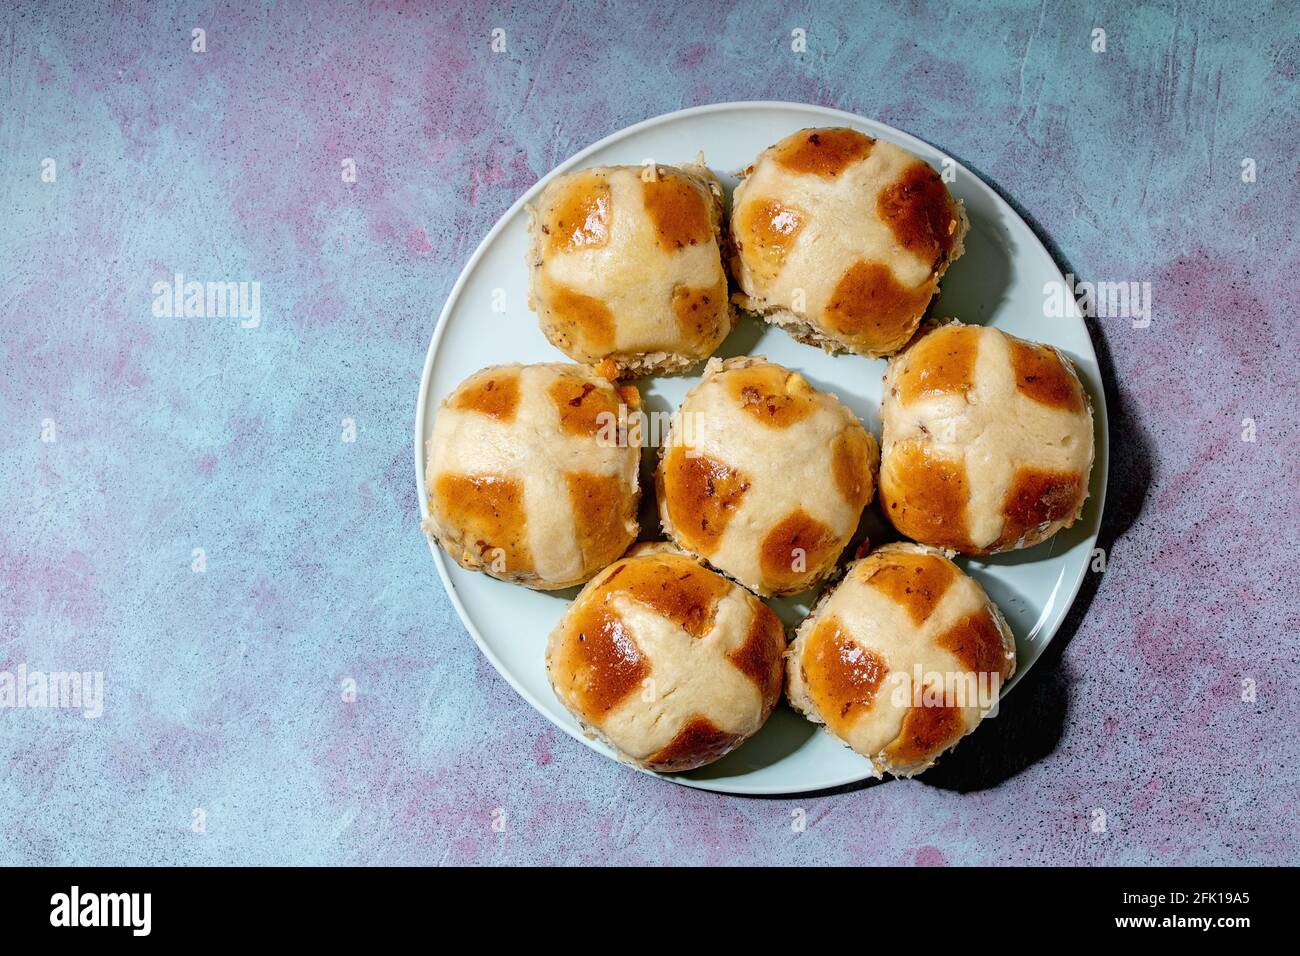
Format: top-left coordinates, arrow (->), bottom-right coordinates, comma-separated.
414,102 -> 1107,795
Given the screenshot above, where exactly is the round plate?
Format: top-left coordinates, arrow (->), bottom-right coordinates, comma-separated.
414,101 -> 1107,795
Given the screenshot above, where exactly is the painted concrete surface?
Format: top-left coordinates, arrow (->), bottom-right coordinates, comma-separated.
1,0 -> 1296,865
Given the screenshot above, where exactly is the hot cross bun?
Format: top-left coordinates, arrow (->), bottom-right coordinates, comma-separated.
656,356 -> 879,597
424,363 -> 640,589
786,543 -> 1016,777
730,127 -> 967,357
528,161 -> 732,377
546,544 -> 786,772
879,322 -> 1094,553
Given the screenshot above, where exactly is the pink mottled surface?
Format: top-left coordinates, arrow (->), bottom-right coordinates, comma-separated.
1,1 -> 1297,865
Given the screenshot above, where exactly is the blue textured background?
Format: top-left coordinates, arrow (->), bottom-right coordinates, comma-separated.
2,0 -> 1297,865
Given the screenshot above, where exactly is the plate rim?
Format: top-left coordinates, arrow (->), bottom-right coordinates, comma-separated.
413,100 -> 1109,796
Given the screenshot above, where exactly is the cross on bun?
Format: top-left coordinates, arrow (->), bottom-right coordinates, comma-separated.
879,321 -> 1094,553
786,543 -> 1016,777
546,544 -> 786,772
730,127 -> 968,357
527,161 -> 733,378
424,363 -> 640,590
656,356 -> 879,597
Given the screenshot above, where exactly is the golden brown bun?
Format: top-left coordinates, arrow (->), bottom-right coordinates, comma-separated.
423,363 -> 640,589
527,161 -> 732,377
729,127 -> 967,358
879,322 -> 1094,554
546,544 -> 786,772
786,543 -> 1016,777
656,356 -> 878,596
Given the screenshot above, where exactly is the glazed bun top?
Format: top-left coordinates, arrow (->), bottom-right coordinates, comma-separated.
657,356 -> 878,596
528,161 -> 732,377
546,543 -> 786,772
424,362 -> 640,590
879,322 -> 1094,554
730,127 -> 967,357
785,543 -> 1016,777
